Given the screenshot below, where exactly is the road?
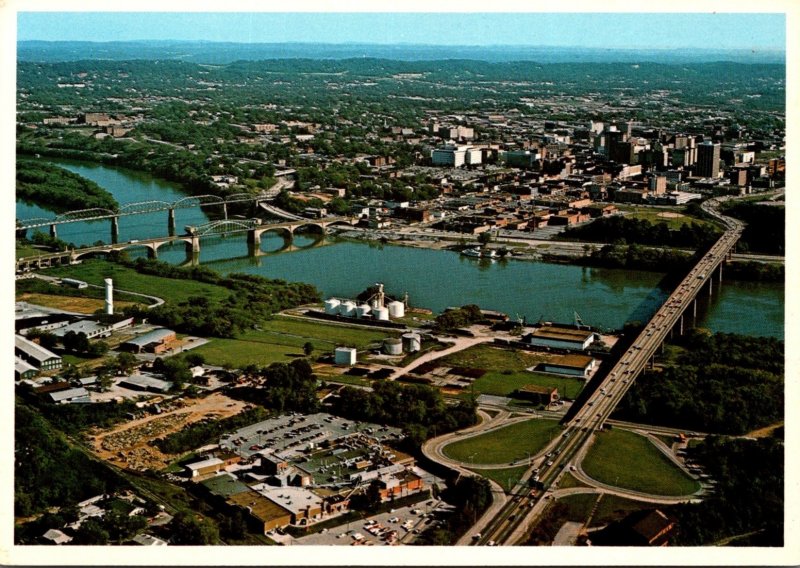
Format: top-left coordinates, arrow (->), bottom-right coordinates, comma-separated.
471,195 -> 745,546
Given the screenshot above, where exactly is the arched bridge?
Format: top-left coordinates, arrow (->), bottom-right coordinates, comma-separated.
16,216 -> 358,270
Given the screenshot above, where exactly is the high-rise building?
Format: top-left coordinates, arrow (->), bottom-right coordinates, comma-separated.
696,142 -> 721,178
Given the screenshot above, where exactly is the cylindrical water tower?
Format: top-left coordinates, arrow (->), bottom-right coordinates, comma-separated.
104,278 -> 113,315
402,332 -> 421,353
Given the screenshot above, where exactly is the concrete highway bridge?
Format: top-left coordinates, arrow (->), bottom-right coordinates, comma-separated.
15,216 -> 357,271
16,192 -> 275,243
473,196 -> 745,546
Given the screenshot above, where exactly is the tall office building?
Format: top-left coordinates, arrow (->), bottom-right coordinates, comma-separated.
696,142 -> 721,178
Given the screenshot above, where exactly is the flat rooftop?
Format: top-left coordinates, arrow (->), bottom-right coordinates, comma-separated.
545,354 -> 595,369
530,325 -> 594,342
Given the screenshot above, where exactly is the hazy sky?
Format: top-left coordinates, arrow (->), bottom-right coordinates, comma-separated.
17,12 -> 786,50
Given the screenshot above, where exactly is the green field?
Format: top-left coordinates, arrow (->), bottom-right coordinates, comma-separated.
615,205 -> 719,231
44,259 -> 231,304
441,344 -> 586,400
443,419 -> 562,465
470,465 -> 530,493
16,243 -> 42,259
582,429 -> 700,496
556,493 -> 649,527
472,371 -> 585,401
191,316 -> 393,367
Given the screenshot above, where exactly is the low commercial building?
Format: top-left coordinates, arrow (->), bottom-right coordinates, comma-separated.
227,490 -> 294,533
523,324 -> 596,351
514,384 -> 559,406
15,334 -> 62,371
119,374 -> 173,393
48,386 -> 91,404
252,485 -> 324,527
120,328 -> 176,354
185,457 -> 224,480
539,354 -> 597,377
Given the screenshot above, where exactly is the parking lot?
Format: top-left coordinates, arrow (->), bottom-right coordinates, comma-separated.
218,412 -> 403,459
290,499 -> 444,546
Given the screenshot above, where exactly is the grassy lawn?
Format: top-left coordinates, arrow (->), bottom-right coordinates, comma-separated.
443,419 -> 562,465
615,205 -> 717,231
470,371 -> 586,400
192,317 -> 391,368
591,495 -> 652,527
557,493 -> 600,522
44,259 -> 232,304
470,465 -> 530,493
557,472 -> 592,490
582,429 -> 700,496
16,243 -> 43,259
440,344 -> 546,372
318,374 -> 372,388
442,345 -> 586,400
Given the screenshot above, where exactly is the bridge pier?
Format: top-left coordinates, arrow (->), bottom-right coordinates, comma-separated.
111,216 -> 119,244
692,298 -> 697,321
247,228 -> 261,249
147,247 -> 158,260
185,236 -> 200,261
168,208 -> 176,236
49,224 -> 58,239
718,263 -> 723,283
679,314 -> 684,335
223,203 -> 228,220
708,279 -> 713,297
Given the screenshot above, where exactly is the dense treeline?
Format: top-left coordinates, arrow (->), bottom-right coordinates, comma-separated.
415,476 -> 492,545
16,383 -> 140,435
433,304 -> 485,332
721,201 -> 785,255
615,331 -> 783,435
329,381 -> 478,448
120,258 -> 320,337
223,359 -> 321,415
724,260 -> 784,282
560,216 -> 721,249
15,401 -> 127,517
153,407 -> 270,455
16,159 -> 118,212
668,436 -> 783,545
578,243 -> 693,271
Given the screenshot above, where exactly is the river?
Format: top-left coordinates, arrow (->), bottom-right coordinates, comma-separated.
17,158 -> 784,339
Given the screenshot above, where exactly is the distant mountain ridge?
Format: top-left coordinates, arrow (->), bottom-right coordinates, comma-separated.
17,40 -> 786,65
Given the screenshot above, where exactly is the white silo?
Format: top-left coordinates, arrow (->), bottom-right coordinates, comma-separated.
340,301 -> 357,317
104,278 -> 113,315
356,303 -> 371,318
388,301 -> 405,319
383,337 -> 403,355
373,306 -> 390,321
402,333 -> 421,353
324,298 -> 341,315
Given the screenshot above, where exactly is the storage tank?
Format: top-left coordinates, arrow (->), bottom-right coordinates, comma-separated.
339,301 -> 357,317
356,303 -> 371,318
373,306 -> 390,321
388,301 -> 405,319
383,337 -> 403,356
402,333 -> 422,353
324,298 -> 341,315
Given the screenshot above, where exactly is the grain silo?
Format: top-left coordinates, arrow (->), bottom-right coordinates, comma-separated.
373,306 -> 390,321
388,301 -> 405,319
324,298 -> 341,315
339,300 -> 357,317
383,337 -> 403,355
356,303 -> 372,318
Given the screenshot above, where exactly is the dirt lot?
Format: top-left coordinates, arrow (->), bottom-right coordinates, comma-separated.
89,392 -> 247,472
656,212 -> 684,219
16,293 -> 138,314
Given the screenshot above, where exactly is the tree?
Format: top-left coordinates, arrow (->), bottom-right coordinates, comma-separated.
72,519 -> 109,545
170,512 -> 219,545
115,352 -> 138,375
303,342 -> 314,357
477,231 -> 493,246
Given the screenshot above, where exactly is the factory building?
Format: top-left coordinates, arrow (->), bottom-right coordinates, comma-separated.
15,334 -> 62,371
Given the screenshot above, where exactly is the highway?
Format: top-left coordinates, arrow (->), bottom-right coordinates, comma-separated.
473,196 -> 744,546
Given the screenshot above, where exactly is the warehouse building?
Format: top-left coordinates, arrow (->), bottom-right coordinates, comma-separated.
15,334 -> 62,371
120,328 -> 176,354
523,324 -> 597,351
15,357 -> 38,381
48,386 -> 91,405
185,457 -> 225,480
119,374 -> 173,394
514,385 -> 559,406
538,354 -> 597,377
